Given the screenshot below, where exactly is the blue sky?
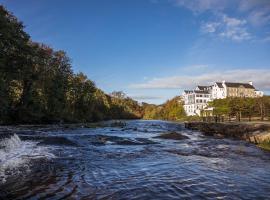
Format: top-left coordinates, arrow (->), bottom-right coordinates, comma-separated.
1,0 -> 270,104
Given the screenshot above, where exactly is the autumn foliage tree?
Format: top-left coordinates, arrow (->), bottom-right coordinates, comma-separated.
0,6 -> 141,124
209,97 -> 270,121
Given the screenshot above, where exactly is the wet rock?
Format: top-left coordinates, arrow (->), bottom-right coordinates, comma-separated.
19,135 -> 45,141
116,139 -> 140,145
89,135 -> 157,145
37,137 -> 78,146
83,122 -> 106,128
154,132 -> 189,140
213,133 -> 225,139
89,135 -> 111,145
110,121 -> 126,128
120,127 -> 138,131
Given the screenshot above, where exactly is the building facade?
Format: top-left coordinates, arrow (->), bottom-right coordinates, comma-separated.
182,81 -> 264,116
255,90 -> 264,97
182,90 -> 211,116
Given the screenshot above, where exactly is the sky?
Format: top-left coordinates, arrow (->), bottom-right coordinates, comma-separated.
1,0 -> 270,104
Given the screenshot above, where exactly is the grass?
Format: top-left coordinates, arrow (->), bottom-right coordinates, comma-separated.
257,141 -> 270,151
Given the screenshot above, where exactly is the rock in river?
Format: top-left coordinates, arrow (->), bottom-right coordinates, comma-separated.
154,132 -> 189,140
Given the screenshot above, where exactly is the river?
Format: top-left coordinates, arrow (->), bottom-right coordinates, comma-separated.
1,120 -> 270,199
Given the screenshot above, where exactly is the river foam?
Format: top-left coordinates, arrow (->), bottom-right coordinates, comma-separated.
0,133 -> 55,183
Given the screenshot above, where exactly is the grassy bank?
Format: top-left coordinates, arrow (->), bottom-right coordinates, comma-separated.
258,141 -> 270,151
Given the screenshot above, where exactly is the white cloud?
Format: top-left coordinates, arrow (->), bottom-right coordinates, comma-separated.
169,0 -> 270,41
172,0 -> 228,13
223,15 -> 246,27
201,15 -> 251,41
183,64 -> 209,70
129,69 -> 270,90
129,95 -> 162,100
172,0 -> 270,24
201,22 -> 220,33
248,9 -> 270,26
239,0 -> 270,26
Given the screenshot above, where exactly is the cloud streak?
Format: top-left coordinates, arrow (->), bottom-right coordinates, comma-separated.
201,15 -> 251,41
170,0 -> 270,41
129,69 -> 270,90
239,0 -> 270,26
172,0 -> 228,13
129,95 -> 163,101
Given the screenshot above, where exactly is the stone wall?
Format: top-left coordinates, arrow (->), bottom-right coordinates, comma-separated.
184,122 -> 270,144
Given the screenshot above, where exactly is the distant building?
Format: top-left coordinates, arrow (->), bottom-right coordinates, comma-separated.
224,81 -> 256,98
255,90 -> 264,97
182,90 -> 211,116
211,82 -> 225,99
182,80 -> 264,116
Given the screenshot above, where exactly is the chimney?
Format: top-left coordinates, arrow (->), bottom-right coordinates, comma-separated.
249,81 -> 253,86
222,80 -> 225,84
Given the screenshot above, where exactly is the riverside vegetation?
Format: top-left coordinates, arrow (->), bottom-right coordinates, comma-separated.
0,6 -> 144,124
207,97 -> 270,121
0,6 -> 188,124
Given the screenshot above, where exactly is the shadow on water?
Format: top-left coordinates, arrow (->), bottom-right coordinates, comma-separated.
1,120 -> 270,199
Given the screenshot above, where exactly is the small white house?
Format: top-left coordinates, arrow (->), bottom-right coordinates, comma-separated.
211,82 -> 226,99
255,90 -> 264,97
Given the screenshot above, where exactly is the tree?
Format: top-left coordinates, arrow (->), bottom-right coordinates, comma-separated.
142,96 -> 186,120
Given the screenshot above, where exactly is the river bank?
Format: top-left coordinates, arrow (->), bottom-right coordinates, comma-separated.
184,121 -> 270,150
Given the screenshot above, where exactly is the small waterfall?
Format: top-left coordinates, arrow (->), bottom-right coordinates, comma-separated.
0,133 -> 22,152
0,132 -> 55,184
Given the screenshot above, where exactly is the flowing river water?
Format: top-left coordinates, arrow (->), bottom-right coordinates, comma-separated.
1,120 -> 270,199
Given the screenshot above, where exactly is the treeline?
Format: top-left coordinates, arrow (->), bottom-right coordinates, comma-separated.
208,96 -> 270,121
142,96 -> 186,120
0,6 -> 142,124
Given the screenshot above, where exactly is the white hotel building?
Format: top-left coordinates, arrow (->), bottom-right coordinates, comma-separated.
182,81 -> 264,116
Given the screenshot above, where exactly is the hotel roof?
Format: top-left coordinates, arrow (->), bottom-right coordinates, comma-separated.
197,85 -> 210,90
215,82 -> 224,88
224,82 -> 255,89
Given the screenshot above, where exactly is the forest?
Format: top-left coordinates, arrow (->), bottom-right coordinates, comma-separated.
207,96 -> 270,121
0,5 -> 186,124
0,6 -> 145,124
142,96 -> 186,120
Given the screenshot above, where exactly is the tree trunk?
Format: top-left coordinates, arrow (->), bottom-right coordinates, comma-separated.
18,79 -> 32,107
260,103 -> 264,121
